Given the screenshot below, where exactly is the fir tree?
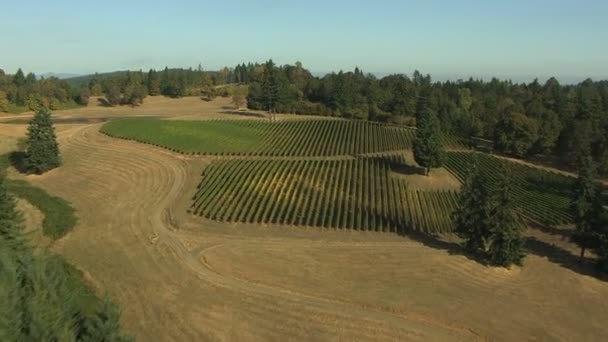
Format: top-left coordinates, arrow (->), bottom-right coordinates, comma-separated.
452,159 -> 492,254
570,156 -> 603,261
487,163 -> 526,267
262,59 -> 279,117
413,109 -> 444,175
25,108 -> 61,174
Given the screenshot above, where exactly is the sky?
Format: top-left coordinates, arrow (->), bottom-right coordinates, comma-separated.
1,0 -> 607,82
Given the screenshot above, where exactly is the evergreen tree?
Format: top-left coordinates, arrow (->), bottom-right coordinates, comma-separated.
452,160 -> 492,254
0,90 -> 8,112
487,163 -> 526,267
13,68 -> 26,87
595,211 -> 608,272
261,59 -> 279,117
413,109 -> 444,174
570,156 -> 603,261
0,175 -> 132,341
24,108 -> 61,174
147,69 -> 161,96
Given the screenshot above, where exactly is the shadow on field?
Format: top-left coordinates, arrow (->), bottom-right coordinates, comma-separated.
402,230 -> 607,281
528,222 -> 573,240
8,151 -> 29,174
218,110 -> 268,119
525,237 -> 607,281
403,231 -> 490,266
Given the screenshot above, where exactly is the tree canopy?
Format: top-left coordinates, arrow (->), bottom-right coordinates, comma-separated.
25,108 -> 61,174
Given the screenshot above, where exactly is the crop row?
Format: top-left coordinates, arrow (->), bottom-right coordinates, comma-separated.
444,151 -> 574,225
101,118 -> 467,157
191,157 -> 457,233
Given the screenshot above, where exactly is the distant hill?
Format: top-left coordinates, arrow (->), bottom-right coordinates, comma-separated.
39,72 -> 82,80
64,71 -> 131,88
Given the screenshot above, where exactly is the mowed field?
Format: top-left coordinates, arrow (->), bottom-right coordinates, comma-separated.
1,96 -> 608,341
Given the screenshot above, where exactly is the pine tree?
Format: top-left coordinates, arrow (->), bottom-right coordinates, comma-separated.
80,298 -> 133,342
571,156 -> 603,261
262,59 -> 279,118
452,159 -> 492,254
147,69 -> 161,96
596,212 -> 608,272
413,109 -> 444,175
13,68 -> 26,87
487,163 -> 526,267
25,108 -> 61,174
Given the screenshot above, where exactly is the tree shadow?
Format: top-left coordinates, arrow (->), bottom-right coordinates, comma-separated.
524,237 -> 607,281
400,230 -> 490,266
527,221 -> 573,240
398,228 -> 607,281
218,110 -> 267,119
8,151 -> 28,174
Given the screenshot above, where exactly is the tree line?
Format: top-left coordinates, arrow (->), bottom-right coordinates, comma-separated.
3,62 -> 608,175
0,68 -> 87,113
243,60 -> 608,176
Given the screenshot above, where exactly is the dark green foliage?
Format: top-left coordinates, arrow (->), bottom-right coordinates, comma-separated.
261,59 -> 279,113
452,160 -> 526,267
445,152 -> 574,226
24,108 -> 61,174
570,157 -> 604,260
104,82 -> 122,106
413,110 -> 444,172
452,161 -> 492,253
7,180 -> 76,240
147,69 -> 161,96
494,112 -> 539,157
0,68 -> 83,113
75,87 -> 91,106
487,163 -> 526,266
0,176 -> 131,341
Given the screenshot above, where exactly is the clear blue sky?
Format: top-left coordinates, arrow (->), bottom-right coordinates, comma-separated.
1,0 -> 607,82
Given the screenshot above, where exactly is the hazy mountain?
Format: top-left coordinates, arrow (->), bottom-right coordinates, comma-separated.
39,72 -> 82,79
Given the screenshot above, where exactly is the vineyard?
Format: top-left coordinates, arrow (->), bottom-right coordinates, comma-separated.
444,151 -> 574,225
191,157 -> 458,233
102,117 -> 577,233
101,118 -> 467,156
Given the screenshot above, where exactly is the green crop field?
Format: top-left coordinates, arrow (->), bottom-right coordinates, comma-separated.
444,151 -> 574,225
101,118 -> 467,156
102,118 -> 576,233
191,157 -> 458,233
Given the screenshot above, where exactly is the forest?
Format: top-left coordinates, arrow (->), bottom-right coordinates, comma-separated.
1,62 -> 607,175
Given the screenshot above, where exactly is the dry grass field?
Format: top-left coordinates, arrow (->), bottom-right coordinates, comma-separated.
1,96 -> 607,341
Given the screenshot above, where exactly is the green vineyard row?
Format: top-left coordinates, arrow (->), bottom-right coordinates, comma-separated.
191,157 -> 457,233
101,118 -> 467,157
444,151 -> 574,226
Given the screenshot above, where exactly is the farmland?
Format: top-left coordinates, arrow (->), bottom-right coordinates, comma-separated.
101,118 -> 466,156
192,157 -> 457,233
1,97 -> 607,341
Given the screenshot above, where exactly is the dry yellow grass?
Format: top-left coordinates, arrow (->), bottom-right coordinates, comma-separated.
1,97 -> 607,341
